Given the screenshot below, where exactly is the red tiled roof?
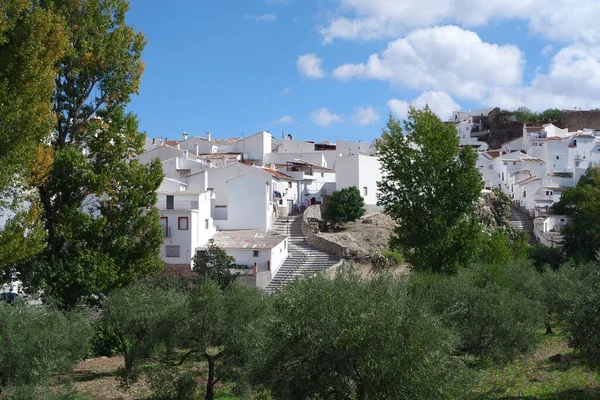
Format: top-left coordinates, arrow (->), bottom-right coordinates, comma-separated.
164,140 -> 179,147
259,167 -> 294,180
486,150 -> 500,158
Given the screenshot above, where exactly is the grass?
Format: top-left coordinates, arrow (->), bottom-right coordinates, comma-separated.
469,327 -> 600,399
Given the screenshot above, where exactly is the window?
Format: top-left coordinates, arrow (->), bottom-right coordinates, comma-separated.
253,250 -> 259,257
502,172 -> 505,181
178,217 -> 188,230
166,195 -> 174,210
284,240 -> 287,250
523,190 -> 526,198
205,219 -> 209,229
321,172 -> 324,178
160,217 -> 168,237
363,186 -> 368,196
288,182 -> 292,189
166,246 -> 180,257
196,249 -> 207,259
556,156 -> 560,160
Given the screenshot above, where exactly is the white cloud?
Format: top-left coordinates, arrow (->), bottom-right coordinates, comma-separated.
352,106 -> 380,126
271,115 -> 295,124
388,91 -> 460,121
541,44 -> 554,57
332,26 -> 523,100
245,14 -> 277,22
320,0 -> 600,44
486,43 -> 600,111
297,53 -> 326,79
281,87 -> 291,94
311,108 -> 343,127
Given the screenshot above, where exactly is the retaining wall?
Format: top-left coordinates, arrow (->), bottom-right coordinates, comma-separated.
302,205 -> 351,258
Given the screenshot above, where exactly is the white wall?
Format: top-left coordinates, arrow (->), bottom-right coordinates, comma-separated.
264,152 -> 327,167
217,174 -> 269,230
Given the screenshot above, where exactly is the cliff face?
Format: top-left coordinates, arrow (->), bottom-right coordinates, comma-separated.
558,111 -> 600,132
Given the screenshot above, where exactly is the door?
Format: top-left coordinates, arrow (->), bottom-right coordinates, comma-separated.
287,199 -> 293,215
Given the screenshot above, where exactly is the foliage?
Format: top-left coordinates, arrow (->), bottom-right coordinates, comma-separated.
377,107 -> 484,273
566,263 -> 600,369
99,281 -> 188,385
480,226 -> 530,266
408,263 -> 545,365
252,272 -> 469,399
193,239 -> 238,290
512,107 -> 562,123
0,302 -> 91,393
382,250 -> 405,265
323,186 -> 365,229
554,166 -> 600,261
16,0 -> 165,309
0,1 -> 68,273
529,245 -> 565,271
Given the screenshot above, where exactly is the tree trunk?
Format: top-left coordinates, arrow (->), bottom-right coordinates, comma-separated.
205,354 -> 217,400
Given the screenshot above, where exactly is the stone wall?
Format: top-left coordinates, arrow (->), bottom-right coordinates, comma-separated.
558,111 -> 600,132
302,205 -> 351,258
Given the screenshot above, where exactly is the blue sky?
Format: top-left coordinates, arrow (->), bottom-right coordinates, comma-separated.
127,0 -> 600,143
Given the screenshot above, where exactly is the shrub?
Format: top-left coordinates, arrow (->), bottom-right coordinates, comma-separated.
323,186 -> 365,229
252,273 -> 469,399
529,245 -> 564,271
0,302 -> 91,391
383,250 -> 405,265
408,263 -> 545,366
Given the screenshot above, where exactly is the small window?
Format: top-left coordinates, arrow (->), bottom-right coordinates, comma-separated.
556,156 -> 559,160
288,182 -> 292,189
253,250 -> 259,257
321,172 -> 324,178
284,240 -> 287,250
166,195 -> 174,210
523,190 -> 526,198
205,219 -> 209,229
166,246 -> 180,257
363,186 -> 368,196
178,217 -> 188,230
196,249 -> 207,259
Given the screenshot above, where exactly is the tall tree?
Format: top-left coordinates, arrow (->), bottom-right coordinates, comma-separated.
554,165 -> 600,261
376,107 -> 484,273
19,0 -> 164,308
0,1 -> 67,274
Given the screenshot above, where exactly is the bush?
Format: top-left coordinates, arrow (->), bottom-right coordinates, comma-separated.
252,273 -> 469,399
383,250 -> 405,265
99,282 -> 188,385
323,186 -> 365,229
0,302 -> 91,391
408,263 -> 545,365
529,245 -> 564,271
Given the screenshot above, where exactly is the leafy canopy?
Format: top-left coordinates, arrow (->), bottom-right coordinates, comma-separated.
323,186 -> 365,228
376,107 -> 484,273
16,0 -> 165,308
554,165 -> 600,261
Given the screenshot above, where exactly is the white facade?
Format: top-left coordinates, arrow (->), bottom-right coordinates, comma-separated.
335,154 -> 382,206
157,188 -> 216,268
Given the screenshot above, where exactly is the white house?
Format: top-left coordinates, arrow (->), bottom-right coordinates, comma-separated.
335,154 -> 382,208
205,229 -> 289,289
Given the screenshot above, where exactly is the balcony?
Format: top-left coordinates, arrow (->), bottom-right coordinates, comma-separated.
162,226 -> 172,237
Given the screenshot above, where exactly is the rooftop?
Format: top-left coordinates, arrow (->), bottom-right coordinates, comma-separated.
258,167 -> 294,180
210,229 -> 287,250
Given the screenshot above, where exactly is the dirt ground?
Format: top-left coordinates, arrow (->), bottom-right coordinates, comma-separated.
318,212 -> 397,256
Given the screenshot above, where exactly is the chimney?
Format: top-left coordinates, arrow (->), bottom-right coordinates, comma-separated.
182,132 -> 188,141
206,131 -> 212,141
177,143 -> 180,150
270,162 -> 276,170
282,131 -> 285,139
195,143 -> 199,155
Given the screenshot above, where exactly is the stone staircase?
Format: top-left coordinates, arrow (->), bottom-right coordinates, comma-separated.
508,205 -> 537,245
265,214 -> 340,293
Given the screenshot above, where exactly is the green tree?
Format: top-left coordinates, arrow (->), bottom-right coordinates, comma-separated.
0,302 -> 90,395
323,186 -> 365,229
252,272 -> 468,400
164,281 -> 270,400
540,108 -> 562,122
193,239 -> 238,289
554,165 -> 600,261
18,0 -> 164,308
0,1 -> 67,273
409,262 -> 545,365
100,280 -> 188,385
376,107 -> 484,273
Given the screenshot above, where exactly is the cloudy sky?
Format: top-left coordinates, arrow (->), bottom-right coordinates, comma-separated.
128,0 -> 600,143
